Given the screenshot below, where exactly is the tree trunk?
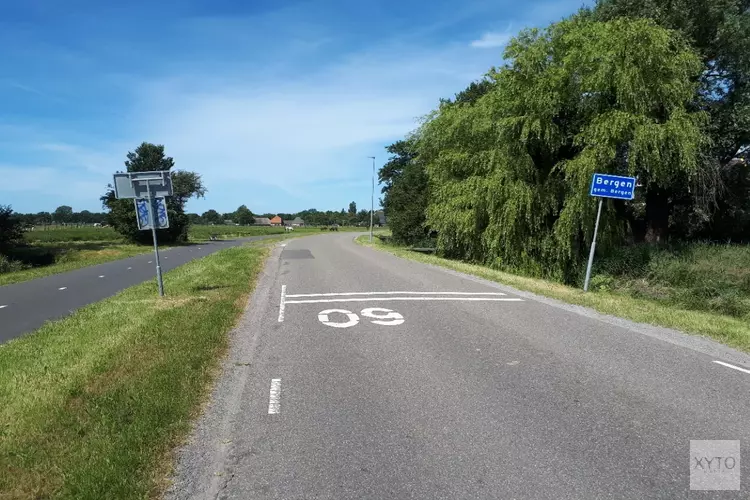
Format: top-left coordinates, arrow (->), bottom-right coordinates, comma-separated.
644,187 -> 670,243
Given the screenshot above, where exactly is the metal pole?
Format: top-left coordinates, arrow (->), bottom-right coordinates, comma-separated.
146,181 -> 165,296
583,198 -> 604,292
370,156 -> 375,243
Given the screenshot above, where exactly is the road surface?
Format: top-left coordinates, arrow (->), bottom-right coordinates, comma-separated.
0,235 -> 279,343
170,233 -> 750,499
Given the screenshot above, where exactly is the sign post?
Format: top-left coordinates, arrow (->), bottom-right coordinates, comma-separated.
584,173 -> 637,292
113,171 -> 172,296
145,181 -> 165,296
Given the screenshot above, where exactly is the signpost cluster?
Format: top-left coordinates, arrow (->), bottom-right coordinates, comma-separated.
113,171 -> 173,296
584,173 -> 637,292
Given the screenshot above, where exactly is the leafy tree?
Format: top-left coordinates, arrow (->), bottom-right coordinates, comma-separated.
379,138 -> 428,244
53,205 -> 73,224
348,202 -> 357,215
593,0 -> 750,240
101,142 -> 205,244
0,205 -> 25,255
202,209 -> 222,225
420,17 -> 704,281
235,205 -> 255,225
187,213 -> 203,225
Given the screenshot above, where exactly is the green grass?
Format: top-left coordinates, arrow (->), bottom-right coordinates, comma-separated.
188,224 -> 287,240
24,226 -> 121,243
357,235 -> 750,354
0,242 -> 271,499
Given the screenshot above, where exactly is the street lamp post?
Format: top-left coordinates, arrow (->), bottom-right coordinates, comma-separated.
368,156 -> 375,242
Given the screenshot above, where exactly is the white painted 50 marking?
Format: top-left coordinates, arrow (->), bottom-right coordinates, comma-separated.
317,308 -> 404,328
361,307 -> 404,326
318,309 -> 360,328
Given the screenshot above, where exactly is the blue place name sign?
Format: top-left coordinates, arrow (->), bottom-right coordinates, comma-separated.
589,173 -> 636,200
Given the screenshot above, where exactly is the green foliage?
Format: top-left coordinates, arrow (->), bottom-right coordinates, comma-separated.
0,205 -> 25,255
234,205 -> 255,225
201,209 -> 222,225
52,205 -> 73,224
101,143 -> 205,244
418,17 -> 705,281
594,243 -> 750,318
594,0 -> 750,240
379,138 -> 429,244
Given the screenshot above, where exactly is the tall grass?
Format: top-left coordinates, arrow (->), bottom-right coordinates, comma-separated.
592,243 -> 750,319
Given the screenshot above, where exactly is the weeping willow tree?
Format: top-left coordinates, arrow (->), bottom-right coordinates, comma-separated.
421,16 -> 706,283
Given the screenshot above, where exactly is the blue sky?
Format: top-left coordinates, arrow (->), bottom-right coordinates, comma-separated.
0,0 -> 590,215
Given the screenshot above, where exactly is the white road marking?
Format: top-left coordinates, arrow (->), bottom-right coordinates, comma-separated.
0,305 -> 7,309
361,307 -> 405,326
148,261 -> 153,264
713,360 -> 750,375
127,267 -> 132,270
286,297 -> 523,304
58,287 -> 67,291
286,291 -> 508,298
318,309 -> 360,328
98,275 -> 105,278
278,285 -> 287,323
280,244 -> 287,247
268,379 -> 282,414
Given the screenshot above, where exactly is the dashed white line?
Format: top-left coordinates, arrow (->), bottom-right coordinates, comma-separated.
148,261 -> 153,264
98,275 -> 105,278
127,267 -> 132,270
268,379 -> 282,414
713,360 -> 750,375
58,287 -> 67,291
0,305 -> 7,309
278,285 -> 287,323
286,291 -> 508,298
285,297 -> 523,304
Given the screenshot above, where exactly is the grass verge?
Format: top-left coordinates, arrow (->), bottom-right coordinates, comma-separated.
0,242 -> 271,499
357,235 -> 750,354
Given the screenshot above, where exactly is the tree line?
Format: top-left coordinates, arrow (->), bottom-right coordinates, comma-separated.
2,142 -> 380,257
380,0 -> 750,284
189,202 -> 375,227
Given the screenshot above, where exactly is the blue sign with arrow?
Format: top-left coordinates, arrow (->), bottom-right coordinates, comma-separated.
589,173 -> 636,200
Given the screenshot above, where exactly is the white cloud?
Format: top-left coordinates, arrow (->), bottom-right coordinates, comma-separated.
0,14 -> 511,212
126,38 -> 501,204
470,32 -> 512,49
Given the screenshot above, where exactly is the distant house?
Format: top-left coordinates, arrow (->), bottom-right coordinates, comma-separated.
254,217 -> 272,226
287,217 -> 305,227
270,216 -> 284,226
223,219 -> 234,225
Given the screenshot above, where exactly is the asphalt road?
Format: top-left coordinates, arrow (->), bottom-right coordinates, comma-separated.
0,235 -> 279,343
170,233 -> 750,499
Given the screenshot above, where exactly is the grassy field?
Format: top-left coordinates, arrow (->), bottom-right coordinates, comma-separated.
358,235 -> 750,354
0,242 -> 271,499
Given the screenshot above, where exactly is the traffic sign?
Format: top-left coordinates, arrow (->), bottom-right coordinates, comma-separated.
113,171 -> 173,199
135,197 -> 169,230
584,173 -> 638,292
589,173 -> 636,200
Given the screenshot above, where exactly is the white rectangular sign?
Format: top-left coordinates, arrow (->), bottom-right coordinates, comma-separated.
135,197 -> 169,230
